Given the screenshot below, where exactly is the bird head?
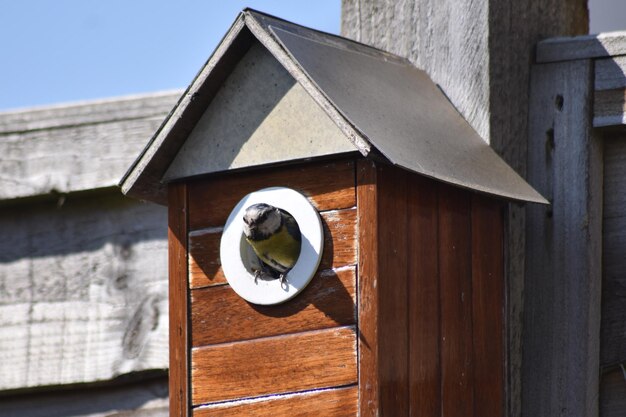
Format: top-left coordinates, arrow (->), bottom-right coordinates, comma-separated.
242,203 -> 282,240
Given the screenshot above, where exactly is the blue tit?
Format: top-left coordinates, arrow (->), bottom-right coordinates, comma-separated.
242,203 -> 302,283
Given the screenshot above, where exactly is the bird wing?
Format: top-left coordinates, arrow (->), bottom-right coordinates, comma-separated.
279,208 -> 302,243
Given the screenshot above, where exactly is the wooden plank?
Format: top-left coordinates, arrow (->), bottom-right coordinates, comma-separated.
191,266 -> 356,346
191,326 -> 357,405
526,59 -> 602,417
187,159 -> 356,230
600,368 -> 626,417
0,374 -> 169,417
407,174 -> 440,416
601,135 -> 626,367
168,183 -> 189,417
356,159 -> 380,416
537,31 -> 626,63
189,208 -> 357,289
0,191 -> 168,391
594,88 -> 626,127
471,194 -> 505,417
376,164 -> 409,416
356,161 -> 412,416
193,385 -> 357,416
438,186 -> 474,416
0,116 -> 166,202
595,56 -> 626,91
0,90 -> 178,134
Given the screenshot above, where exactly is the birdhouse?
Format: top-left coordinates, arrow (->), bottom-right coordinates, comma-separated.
120,9 -> 546,417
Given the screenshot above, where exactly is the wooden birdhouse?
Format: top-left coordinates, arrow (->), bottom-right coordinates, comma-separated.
120,9 -> 546,417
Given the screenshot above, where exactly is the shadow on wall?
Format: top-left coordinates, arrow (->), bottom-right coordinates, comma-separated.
0,373 -> 169,417
0,192 -> 167,303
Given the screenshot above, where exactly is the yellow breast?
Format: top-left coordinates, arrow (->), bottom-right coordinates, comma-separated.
247,224 -> 301,270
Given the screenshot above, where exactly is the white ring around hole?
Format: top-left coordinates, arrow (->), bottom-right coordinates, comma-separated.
219,187 -> 324,305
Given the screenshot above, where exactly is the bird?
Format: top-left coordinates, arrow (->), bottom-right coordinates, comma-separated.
242,203 -> 302,283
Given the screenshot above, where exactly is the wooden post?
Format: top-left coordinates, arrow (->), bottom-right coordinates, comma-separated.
341,1 -> 589,415
526,59 -> 602,417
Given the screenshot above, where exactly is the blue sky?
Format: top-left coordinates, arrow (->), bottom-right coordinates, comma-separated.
0,0 -> 622,112
0,1 -> 340,111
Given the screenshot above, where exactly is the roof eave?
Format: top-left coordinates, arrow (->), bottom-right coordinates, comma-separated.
119,13 -> 254,205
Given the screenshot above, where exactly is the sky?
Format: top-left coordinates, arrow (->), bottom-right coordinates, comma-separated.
0,1 -> 341,111
0,0 -> 623,112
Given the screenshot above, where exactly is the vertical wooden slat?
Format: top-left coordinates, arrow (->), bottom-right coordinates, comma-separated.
356,159 -> 379,416
471,194 -> 505,417
526,59 -> 601,417
357,161 -> 411,416
407,175 -> 441,416
377,165 -> 409,416
439,186 -> 474,416
168,183 -> 189,417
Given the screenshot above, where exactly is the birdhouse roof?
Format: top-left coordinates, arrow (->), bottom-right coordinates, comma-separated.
120,9 -> 546,205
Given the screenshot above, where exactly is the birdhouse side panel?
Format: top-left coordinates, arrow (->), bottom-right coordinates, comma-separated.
356,161 -> 506,417
184,159 -> 358,413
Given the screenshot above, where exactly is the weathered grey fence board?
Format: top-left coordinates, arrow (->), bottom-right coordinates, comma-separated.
600,368 -> 626,417
525,59 -> 602,417
0,374 -> 168,417
0,117 -> 166,201
595,56 -> 626,91
0,91 -> 180,134
537,31 -> 626,63
602,135 -> 626,368
0,191 -> 168,390
594,89 -> 626,127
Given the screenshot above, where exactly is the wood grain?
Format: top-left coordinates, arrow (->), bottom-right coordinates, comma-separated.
187,159 -> 356,230
188,208 -> 357,289
601,136 -> 626,368
595,56 -> 626,91
600,368 -> 626,417
0,191 -> 169,391
537,31 -> 626,63
356,159 -> 380,416
593,88 -> 626,128
471,194 -> 505,417
193,385 -> 357,416
407,175 -> 440,416
168,183 -> 189,417
0,114 -> 169,202
0,91 -> 178,134
526,59 -> 602,417
377,164 -> 409,416
0,91 -> 177,202
191,326 -> 357,405
191,266 -> 356,346
438,186 -> 474,416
